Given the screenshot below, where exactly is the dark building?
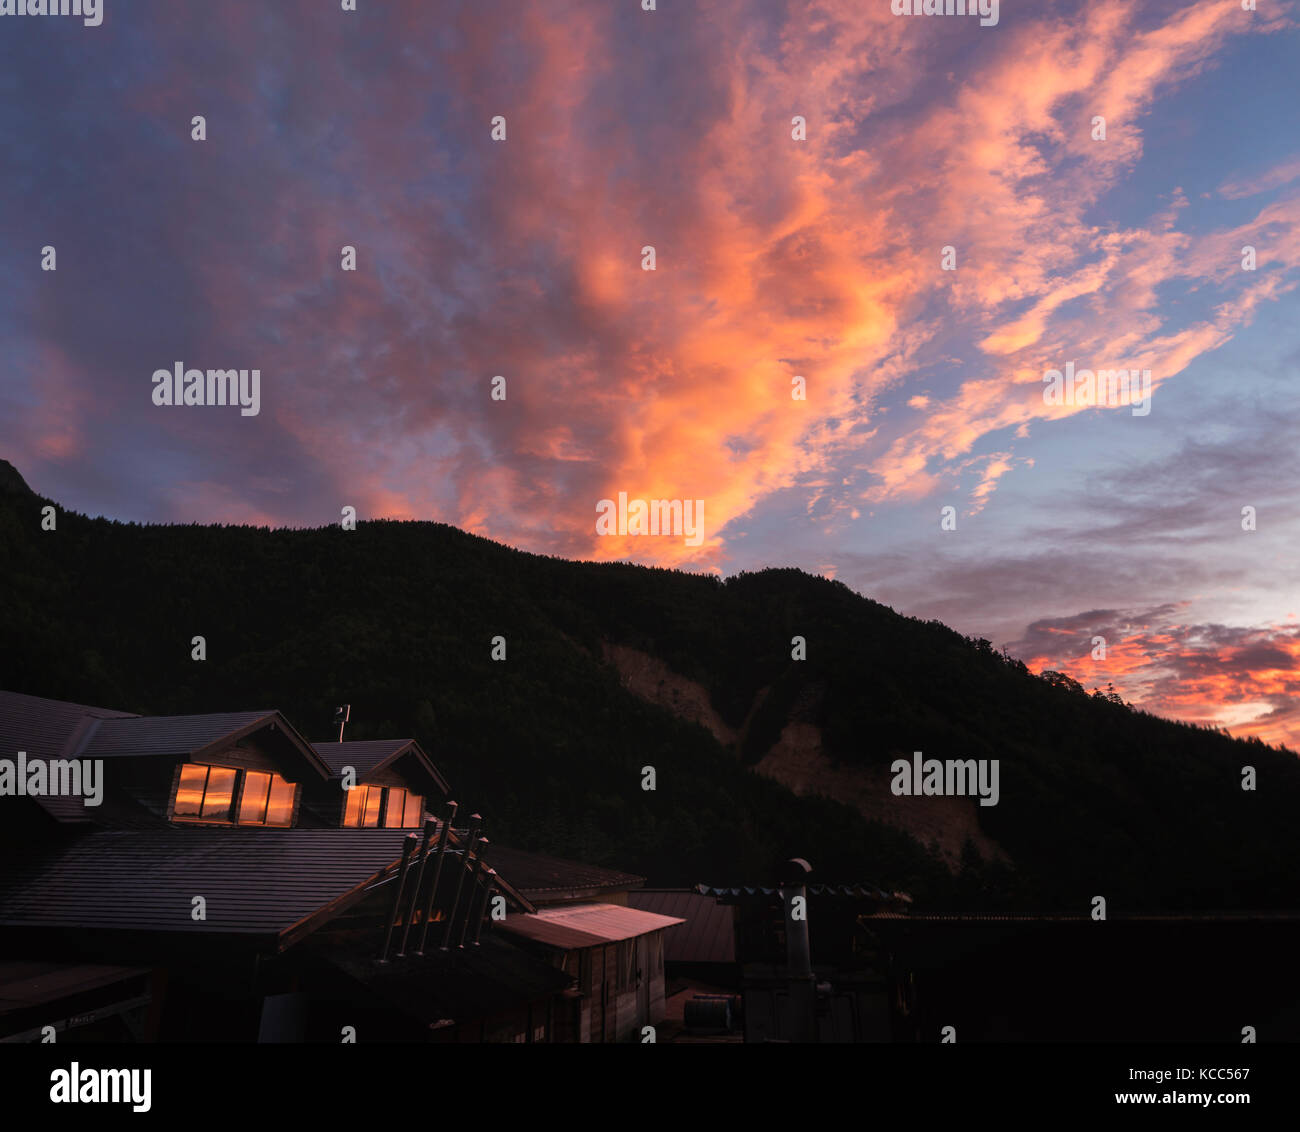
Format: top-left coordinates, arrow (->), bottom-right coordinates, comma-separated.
0,690 -> 667,1043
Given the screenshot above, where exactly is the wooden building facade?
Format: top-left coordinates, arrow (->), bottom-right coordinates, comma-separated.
0,689 -> 663,1043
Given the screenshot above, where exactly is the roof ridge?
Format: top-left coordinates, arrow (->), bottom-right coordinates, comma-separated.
58,715 -> 105,761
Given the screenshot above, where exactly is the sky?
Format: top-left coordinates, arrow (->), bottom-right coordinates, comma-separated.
2,0 -> 1299,749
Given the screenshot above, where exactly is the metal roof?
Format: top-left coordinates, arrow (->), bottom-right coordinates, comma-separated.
0,692 -> 334,825
482,845 -> 644,898
74,710 -> 332,776
0,829 -> 416,945
0,693 -> 325,767
499,903 -> 685,950
0,691 -> 140,823
313,738 -> 450,795
0,690 -> 136,761
74,712 -> 276,758
313,740 -> 411,778
629,889 -> 736,964
366,826 -> 538,916
696,883 -> 901,900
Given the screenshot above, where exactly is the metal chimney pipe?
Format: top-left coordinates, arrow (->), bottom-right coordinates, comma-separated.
440,815 -> 481,951
472,872 -> 497,946
457,837 -> 489,949
378,834 -> 418,964
396,816 -> 436,957
782,857 -> 816,1042
415,800 -> 457,955
785,882 -> 812,979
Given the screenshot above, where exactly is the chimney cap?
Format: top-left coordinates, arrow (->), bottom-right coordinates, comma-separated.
779,857 -> 814,883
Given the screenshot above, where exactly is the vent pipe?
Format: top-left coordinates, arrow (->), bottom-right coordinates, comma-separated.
396,816 -> 437,957
781,856 -> 816,1042
415,800 -> 457,955
440,814 -> 481,951
457,838 -> 489,949
472,871 -> 497,946
378,833 -> 418,963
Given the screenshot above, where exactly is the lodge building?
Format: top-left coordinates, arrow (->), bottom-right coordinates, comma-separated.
0,690 -> 681,1043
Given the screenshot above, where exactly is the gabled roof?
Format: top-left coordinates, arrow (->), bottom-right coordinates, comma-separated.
313,739 -> 449,795
499,903 -> 685,950
0,829 -> 417,949
0,692 -> 335,826
72,710 -> 332,777
0,690 -> 136,762
629,889 -> 736,964
482,845 -> 644,900
428,829 -> 536,915
0,691 -> 142,823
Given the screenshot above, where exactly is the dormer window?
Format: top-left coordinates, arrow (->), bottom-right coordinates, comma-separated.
392,788 -> 423,827
237,770 -> 296,827
343,784 -> 382,827
174,764 -> 238,820
343,784 -> 423,828
173,763 -> 297,827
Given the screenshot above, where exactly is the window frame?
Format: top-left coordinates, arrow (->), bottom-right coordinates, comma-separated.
238,770 -> 272,825
383,787 -> 408,828
172,762 -> 297,827
342,783 -> 425,828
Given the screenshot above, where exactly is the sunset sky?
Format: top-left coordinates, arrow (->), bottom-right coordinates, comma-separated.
2,1 -> 1298,748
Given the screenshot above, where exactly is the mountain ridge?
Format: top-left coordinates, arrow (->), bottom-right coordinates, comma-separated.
1,461 -> 1296,912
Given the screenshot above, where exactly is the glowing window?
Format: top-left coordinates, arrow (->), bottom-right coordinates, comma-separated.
177,764 -> 294,826
384,788 -> 407,828
343,784 -> 365,827
172,763 -> 238,821
202,767 -> 237,818
174,764 -> 209,817
239,771 -> 271,824
362,785 -> 382,827
263,775 -> 295,827
235,770 -> 294,827
403,792 -> 424,828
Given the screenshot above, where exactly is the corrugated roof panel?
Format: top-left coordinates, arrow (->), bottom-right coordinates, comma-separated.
76,712 -> 277,758
629,889 -> 736,964
0,829 -> 416,938
695,883 -> 891,899
313,740 -> 413,779
483,845 -> 644,897
499,902 -> 684,949
0,690 -> 136,762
